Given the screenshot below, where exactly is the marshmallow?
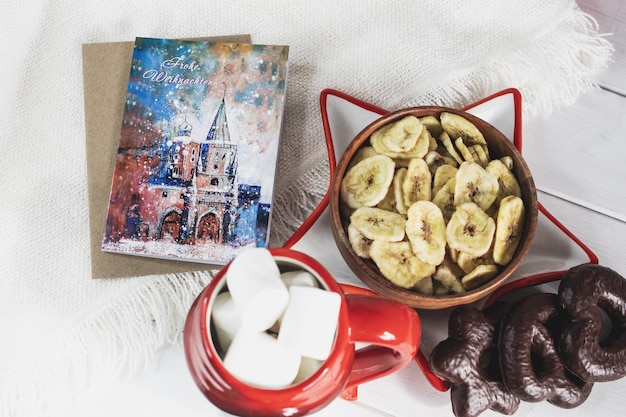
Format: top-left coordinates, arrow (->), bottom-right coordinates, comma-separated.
274,270 -> 319,329
223,329 -> 301,389
281,270 -> 318,288
278,286 -> 341,361
293,356 -> 324,385
210,291 -> 241,353
226,248 -> 289,332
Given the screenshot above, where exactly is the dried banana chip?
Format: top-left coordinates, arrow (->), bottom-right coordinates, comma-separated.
493,195 -> 525,265
433,256 -> 466,294
406,201 -> 447,266
427,129 -> 439,151
454,161 -> 499,211
485,159 -> 522,205
432,164 -> 458,197
446,202 -> 496,257
472,144 -> 490,167
440,112 -> 487,146
371,115 -> 423,153
499,156 -> 514,170
376,182 -> 398,213
448,245 -> 459,263
432,177 -> 456,223
438,131 -> 464,165
370,240 -> 436,289
420,115 -> 444,138
348,223 -> 373,259
423,150 -> 446,176
461,264 -> 499,290
402,157 -> 432,207
392,158 -> 411,168
456,250 -> 495,275
346,146 -> 379,171
424,150 -> 457,176
393,167 -> 409,215
371,119 -> 429,159
455,137 -> 475,163
341,154 -> 395,209
435,144 -> 461,168
413,276 -> 434,295
350,207 -> 406,242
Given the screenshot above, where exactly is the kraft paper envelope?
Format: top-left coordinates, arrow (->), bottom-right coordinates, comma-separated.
82,34 -> 252,278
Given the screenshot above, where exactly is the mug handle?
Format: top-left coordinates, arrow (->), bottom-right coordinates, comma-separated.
340,293 -> 420,400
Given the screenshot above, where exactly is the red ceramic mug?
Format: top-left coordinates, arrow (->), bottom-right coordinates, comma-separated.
184,247 -> 420,417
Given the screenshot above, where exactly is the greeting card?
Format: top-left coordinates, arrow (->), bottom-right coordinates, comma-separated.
102,37 -> 289,264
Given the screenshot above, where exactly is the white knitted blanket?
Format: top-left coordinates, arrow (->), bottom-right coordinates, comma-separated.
0,1 -> 612,416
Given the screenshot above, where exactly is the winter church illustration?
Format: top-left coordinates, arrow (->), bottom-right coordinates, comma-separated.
154,105 -> 240,246
103,97 -> 268,262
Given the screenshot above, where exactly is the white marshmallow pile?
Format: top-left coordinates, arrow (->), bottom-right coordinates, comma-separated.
210,248 -> 341,389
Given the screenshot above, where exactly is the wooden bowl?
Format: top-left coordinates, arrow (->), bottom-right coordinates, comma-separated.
329,107 -> 538,310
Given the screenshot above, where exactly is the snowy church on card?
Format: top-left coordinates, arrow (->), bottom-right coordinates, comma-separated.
102,38 -> 289,264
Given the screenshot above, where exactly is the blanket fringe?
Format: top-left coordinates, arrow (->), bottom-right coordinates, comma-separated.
0,271 -> 215,417
402,9 -> 614,115
270,165 -> 329,246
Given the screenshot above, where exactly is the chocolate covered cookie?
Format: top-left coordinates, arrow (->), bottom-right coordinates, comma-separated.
499,292 -> 593,408
430,304 -> 519,417
558,263 -> 626,382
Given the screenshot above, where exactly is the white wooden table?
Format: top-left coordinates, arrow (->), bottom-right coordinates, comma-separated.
66,2 -> 626,416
